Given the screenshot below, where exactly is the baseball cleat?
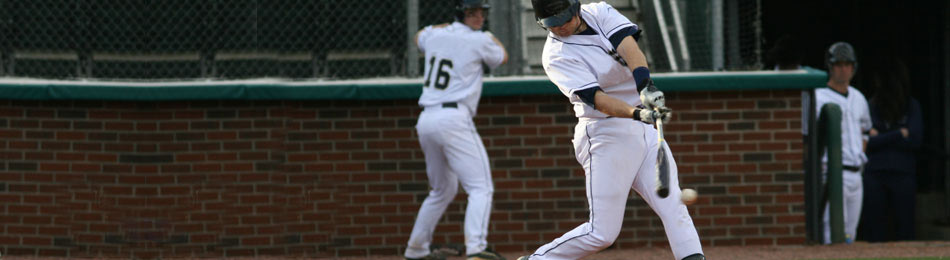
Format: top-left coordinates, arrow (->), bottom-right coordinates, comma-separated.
429,243 -> 465,257
516,256 -> 530,260
467,248 -> 506,260
681,253 -> 706,260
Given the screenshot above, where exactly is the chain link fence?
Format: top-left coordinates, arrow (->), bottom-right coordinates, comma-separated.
636,0 -> 762,72
0,0 -> 763,80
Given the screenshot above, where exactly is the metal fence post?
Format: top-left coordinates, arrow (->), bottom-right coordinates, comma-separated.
406,0 -> 419,78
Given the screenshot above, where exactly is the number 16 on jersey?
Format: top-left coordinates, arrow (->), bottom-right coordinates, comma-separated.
424,56 -> 453,90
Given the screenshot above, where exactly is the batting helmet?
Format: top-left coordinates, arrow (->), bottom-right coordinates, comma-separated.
826,42 -> 857,70
532,0 -> 580,29
455,0 -> 490,21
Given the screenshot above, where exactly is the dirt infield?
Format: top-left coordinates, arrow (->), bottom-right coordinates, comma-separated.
2,241 -> 949,259
342,241 -> 950,260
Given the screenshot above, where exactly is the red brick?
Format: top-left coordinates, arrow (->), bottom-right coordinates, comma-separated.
239,173 -> 269,182
208,131 -> 238,140
22,236 -> 51,246
73,163 -> 102,172
776,194 -> 803,204
11,141 -> 38,149
759,121 -> 789,130
694,101 -> 724,110
697,165 -> 725,173
539,126 -> 569,135
56,132 -> 86,140
726,163 -> 756,172
759,142 -> 788,151
728,185 -> 757,194
37,225 -> 69,236
728,143 -> 757,151
774,110 -> 800,119
74,213 -> 103,221
11,183 -> 39,191
105,122 -> 135,131
135,165 -> 159,173
25,151 -> 52,159
54,152 -> 83,161
680,155 -> 710,164
670,144 -> 695,153
679,134 -> 709,142
40,163 -> 69,172
159,122 -> 189,131
86,153 -> 119,162
509,127 -> 538,136
23,195 -> 53,204
713,216 -> 742,226
524,158 -> 554,167
76,234 -> 104,243
524,116 -> 553,125
775,152 -> 802,161
224,163 -> 254,172
666,123 -> 694,132
745,237 -> 774,245
711,133 -> 739,142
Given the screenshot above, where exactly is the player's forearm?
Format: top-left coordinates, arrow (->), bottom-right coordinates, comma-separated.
616,36 -> 648,71
593,91 -> 637,118
489,34 -> 509,65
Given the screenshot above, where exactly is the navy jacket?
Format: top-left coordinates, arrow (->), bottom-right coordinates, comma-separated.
865,98 -> 922,175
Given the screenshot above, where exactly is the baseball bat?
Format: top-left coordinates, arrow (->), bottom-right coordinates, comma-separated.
655,108 -> 671,198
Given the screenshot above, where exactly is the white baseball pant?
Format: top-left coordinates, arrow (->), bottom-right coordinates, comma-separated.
822,169 -> 863,244
405,106 -> 493,258
527,118 -> 703,260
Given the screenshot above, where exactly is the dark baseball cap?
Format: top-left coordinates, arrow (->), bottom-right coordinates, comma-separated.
533,0 -> 578,28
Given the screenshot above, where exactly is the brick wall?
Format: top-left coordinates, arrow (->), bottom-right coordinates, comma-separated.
0,89 -> 805,257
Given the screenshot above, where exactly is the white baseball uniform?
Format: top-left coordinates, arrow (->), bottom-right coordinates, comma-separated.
405,21 -> 506,258
814,86 -> 871,244
529,3 -> 702,259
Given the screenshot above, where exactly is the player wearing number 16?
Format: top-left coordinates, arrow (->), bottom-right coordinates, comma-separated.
404,0 -> 508,260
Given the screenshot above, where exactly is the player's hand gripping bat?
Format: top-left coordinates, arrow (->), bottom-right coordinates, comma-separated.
654,107 -> 671,198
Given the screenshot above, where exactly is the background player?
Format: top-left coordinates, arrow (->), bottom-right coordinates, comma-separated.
815,42 -> 871,244
405,0 -> 508,259
519,0 -> 704,259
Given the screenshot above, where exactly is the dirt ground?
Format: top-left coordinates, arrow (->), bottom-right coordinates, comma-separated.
344,241 -> 950,260
3,241 -> 949,259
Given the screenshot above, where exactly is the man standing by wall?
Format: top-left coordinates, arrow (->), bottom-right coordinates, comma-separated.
815,42 -> 872,244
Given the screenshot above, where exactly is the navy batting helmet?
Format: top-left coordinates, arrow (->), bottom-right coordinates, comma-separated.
826,42 -> 857,70
455,0 -> 490,21
532,0 -> 580,28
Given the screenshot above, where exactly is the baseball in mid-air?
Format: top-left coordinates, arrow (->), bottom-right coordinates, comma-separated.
681,188 -> 697,205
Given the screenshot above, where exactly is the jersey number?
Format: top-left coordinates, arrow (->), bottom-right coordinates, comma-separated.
424,56 -> 453,90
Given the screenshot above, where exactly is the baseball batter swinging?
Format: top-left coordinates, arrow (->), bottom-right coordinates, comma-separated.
404,1 -> 508,260
518,0 -> 704,259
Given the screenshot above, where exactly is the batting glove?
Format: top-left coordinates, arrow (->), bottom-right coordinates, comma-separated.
635,106 -> 672,124
639,79 -> 666,110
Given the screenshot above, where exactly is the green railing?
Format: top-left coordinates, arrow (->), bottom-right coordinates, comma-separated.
816,103 -> 845,243
0,68 -> 826,100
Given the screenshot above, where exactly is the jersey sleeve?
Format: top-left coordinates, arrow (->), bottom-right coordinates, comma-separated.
416,26 -> 436,52
480,32 -> 505,69
592,2 -> 638,42
544,56 -> 600,98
